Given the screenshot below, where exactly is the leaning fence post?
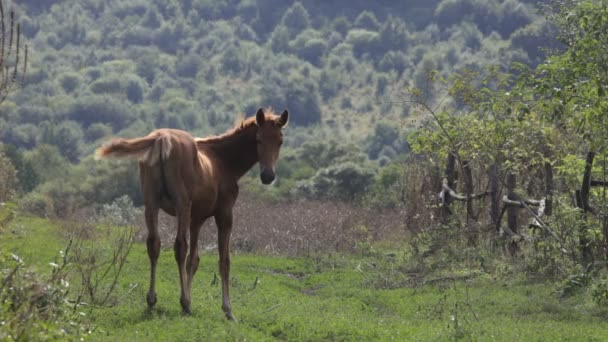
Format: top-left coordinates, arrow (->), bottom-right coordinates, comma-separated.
440,152 -> 456,224
489,164 -> 500,233
544,162 -> 553,217
577,151 -> 595,263
506,173 -> 518,255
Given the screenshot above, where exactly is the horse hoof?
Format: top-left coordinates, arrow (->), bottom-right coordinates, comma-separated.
225,312 -> 237,322
146,292 -> 157,307
181,298 -> 192,315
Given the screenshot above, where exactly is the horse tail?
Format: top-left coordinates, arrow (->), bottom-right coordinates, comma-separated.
95,133 -> 173,166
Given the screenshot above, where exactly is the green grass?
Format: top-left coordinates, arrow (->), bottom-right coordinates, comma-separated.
3,210 -> 608,341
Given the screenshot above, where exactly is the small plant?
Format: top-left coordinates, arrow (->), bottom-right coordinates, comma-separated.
0,244 -> 90,341
591,278 -> 608,306
69,221 -> 135,307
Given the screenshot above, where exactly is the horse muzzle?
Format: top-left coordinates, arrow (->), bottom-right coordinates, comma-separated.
260,169 -> 275,184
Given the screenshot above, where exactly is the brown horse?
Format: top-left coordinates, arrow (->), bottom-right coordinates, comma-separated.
96,108 -> 288,319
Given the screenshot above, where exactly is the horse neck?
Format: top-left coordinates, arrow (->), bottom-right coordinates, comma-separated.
207,126 -> 258,180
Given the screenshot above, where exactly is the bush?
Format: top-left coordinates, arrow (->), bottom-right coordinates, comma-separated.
67,95 -> 133,130
280,2 -> 311,38
354,11 -> 380,31
20,191 -> 55,217
0,146 -> 18,201
176,53 -> 203,78
0,251 -> 90,340
125,78 -> 145,104
85,123 -> 113,142
378,51 -> 408,75
59,72 -> 82,93
298,38 -> 327,66
40,121 -> 84,162
295,162 -> 375,201
345,29 -> 378,58
221,45 -> 245,75
89,77 -> 122,94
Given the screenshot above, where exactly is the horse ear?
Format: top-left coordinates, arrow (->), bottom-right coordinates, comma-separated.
256,108 -> 265,125
278,109 -> 289,127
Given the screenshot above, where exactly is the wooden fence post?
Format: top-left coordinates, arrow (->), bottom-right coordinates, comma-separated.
544,162 -> 553,217
506,173 -> 518,255
489,164 -> 500,233
440,152 -> 456,224
577,151 -> 595,263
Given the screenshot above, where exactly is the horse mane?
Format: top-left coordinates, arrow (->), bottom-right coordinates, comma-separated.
196,110 -> 280,146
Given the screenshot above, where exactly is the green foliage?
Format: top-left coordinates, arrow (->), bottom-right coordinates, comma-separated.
67,95 -> 133,130
40,121 -> 84,162
280,2 -> 311,38
295,161 -> 375,201
85,123 -> 113,142
354,11 -> 380,31
0,251 -> 90,341
6,0 -> 556,211
59,72 -> 82,93
0,146 -> 18,201
175,52 -> 203,78
345,29 -> 378,58
89,76 -> 122,94
125,78 -> 145,104
24,144 -> 69,185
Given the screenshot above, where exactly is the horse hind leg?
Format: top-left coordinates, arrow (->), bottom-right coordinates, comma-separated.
186,220 -> 203,293
174,199 -> 193,314
215,211 -> 235,321
145,204 -> 160,308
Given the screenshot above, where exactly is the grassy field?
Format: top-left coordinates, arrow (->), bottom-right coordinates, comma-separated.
2,209 -> 608,341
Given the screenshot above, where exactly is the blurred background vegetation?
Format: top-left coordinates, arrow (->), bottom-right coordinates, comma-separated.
0,0 -> 557,214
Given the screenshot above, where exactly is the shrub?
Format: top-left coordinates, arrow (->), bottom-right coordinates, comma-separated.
0,146 -> 18,201
345,29 -> 378,58
20,191 -> 55,217
125,78 -> 145,104
85,123 -> 113,142
378,51 -> 408,75
176,53 -> 203,78
67,95 -> 133,130
59,72 -> 82,93
295,162 -> 375,201
280,2 -> 311,38
354,11 -> 380,31
40,121 -> 84,162
89,77 -> 122,94
0,250 -> 90,340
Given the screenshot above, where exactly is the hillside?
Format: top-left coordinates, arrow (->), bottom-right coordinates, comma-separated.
0,0 -> 556,208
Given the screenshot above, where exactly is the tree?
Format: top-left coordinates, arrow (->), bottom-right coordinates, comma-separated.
40,121 -> 85,162
354,11 -> 380,31
126,78 -> 144,104
280,2 -> 311,38
0,145 -> 18,200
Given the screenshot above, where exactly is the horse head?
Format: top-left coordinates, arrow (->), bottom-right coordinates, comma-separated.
255,108 -> 288,184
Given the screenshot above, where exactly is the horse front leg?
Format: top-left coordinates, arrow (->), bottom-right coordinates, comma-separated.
215,211 -> 235,320
175,200 -> 192,314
